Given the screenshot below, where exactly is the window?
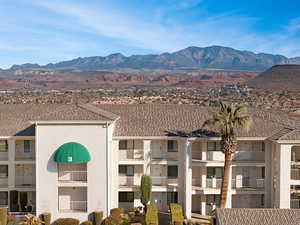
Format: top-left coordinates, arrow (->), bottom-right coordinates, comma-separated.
24,140 -> 31,153
0,192 -> 8,205
0,141 -> 8,152
206,195 -> 220,206
0,166 -> 8,177
167,192 -> 178,204
119,192 -> 134,202
168,166 -> 178,178
207,168 -> 223,178
207,142 -> 221,151
119,140 -> 134,150
167,140 -> 178,152
119,165 -> 134,176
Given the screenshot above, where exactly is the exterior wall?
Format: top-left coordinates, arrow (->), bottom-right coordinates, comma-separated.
36,123 -> 111,221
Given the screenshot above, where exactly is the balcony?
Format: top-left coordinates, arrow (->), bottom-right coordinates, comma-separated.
119,149 -> 144,161
206,178 -> 222,188
119,176 -> 141,187
291,168 -> 300,180
151,176 -> 178,186
291,199 -> 300,208
15,176 -> 36,187
15,140 -> 35,161
151,152 -> 178,161
232,178 -> 264,189
0,152 -> 8,161
58,171 -> 87,183
58,187 -> 87,212
233,151 -> 265,161
0,176 -> 8,187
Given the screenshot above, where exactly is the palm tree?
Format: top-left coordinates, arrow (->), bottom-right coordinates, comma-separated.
202,101 -> 252,208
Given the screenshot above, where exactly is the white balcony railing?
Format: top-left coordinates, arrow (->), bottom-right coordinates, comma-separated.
119,176 -> 141,186
0,152 -> 8,161
206,178 -> 222,188
15,152 -> 35,160
151,152 -> 178,160
58,171 -> 87,182
71,201 -> 87,211
232,178 -> 264,189
291,199 -> 300,208
119,149 -> 144,161
233,151 -> 265,161
0,177 -> 8,186
291,168 -> 300,180
15,176 -> 36,187
151,176 -> 167,186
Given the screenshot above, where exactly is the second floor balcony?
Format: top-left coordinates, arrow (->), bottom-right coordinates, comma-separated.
58,163 -> 87,183
119,149 -> 144,161
15,140 -> 35,161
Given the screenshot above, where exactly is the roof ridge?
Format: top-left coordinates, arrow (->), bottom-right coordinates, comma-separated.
78,104 -> 119,121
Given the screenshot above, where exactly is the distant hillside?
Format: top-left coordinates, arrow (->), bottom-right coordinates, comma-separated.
10,45 -> 292,71
247,64 -> 300,90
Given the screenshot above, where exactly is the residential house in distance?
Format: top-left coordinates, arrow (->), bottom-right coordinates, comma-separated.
0,104 -> 300,221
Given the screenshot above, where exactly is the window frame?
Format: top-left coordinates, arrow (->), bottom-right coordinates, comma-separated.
207,167 -> 223,179
167,192 -> 178,204
119,140 -> 135,150
167,140 -> 178,152
24,140 -> 31,153
119,192 -> 134,203
119,165 -> 134,177
207,141 -> 221,151
0,140 -> 8,152
168,165 -> 178,179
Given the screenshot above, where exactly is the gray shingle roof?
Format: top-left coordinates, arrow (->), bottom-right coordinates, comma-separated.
216,208 -> 300,225
0,104 -> 113,136
0,103 -> 300,139
97,104 -> 300,138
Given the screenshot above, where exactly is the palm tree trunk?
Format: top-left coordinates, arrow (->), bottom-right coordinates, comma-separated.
220,152 -> 232,208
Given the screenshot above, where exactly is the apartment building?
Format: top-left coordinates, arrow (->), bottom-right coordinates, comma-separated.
0,104 -> 300,221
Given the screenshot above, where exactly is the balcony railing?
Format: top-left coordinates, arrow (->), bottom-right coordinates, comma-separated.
0,152 -> 8,161
192,178 -> 202,187
232,178 -> 264,189
58,171 -> 87,182
0,176 -> 8,186
119,149 -> 144,161
0,199 -> 8,206
233,151 -> 265,161
291,168 -> 300,180
151,176 -> 178,186
15,176 -> 36,187
151,152 -> 178,161
291,199 -> 300,208
119,176 -> 141,186
15,152 -> 35,161
206,178 -> 223,188
60,201 -> 87,212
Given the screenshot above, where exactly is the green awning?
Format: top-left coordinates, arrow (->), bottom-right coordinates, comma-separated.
54,142 -> 91,163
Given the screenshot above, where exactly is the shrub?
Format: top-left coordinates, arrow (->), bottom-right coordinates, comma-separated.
21,214 -> 44,225
81,221 -> 92,225
140,175 -> 152,212
7,216 -> 16,224
93,211 -> 103,225
104,213 -> 130,225
169,203 -> 184,225
0,208 -> 7,225
42,213 -> 51,225
110,208 -> 124,216
145,204 -> 158,225
56,218 -> 80,225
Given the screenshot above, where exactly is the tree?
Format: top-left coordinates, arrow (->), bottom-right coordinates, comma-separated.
202,101 -> 252,208
140,175 -> 152,212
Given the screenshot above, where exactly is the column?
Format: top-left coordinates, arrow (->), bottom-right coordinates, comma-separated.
201,141 -> 207,161
278,144 -> 291,208
183,140 -> 192,219
143,140 -> 151,175
226,165 -> 232,208
201,167 -> 207,188
8,139 -> 15,189
200,195 -> 206,215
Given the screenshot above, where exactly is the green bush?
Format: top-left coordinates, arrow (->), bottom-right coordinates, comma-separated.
140,175 -> 152,212
56,218 -> 80,225
145,204 -> 158,225
169,203 -> 184,225
7,216 -> 16,224
93,211 -> 103,225
81,221 -> 92,225
42,213 -> 51,225
110,208 -> 124,216
0,208 -> 7,225
104,213 -> 130,225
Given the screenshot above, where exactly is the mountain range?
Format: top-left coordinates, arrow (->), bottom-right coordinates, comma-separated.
9,46 -> 300,71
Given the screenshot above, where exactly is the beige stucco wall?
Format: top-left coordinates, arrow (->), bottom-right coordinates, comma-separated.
36,123 -> 113,221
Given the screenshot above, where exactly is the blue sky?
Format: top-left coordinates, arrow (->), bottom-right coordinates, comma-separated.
0,0 -> 300,68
